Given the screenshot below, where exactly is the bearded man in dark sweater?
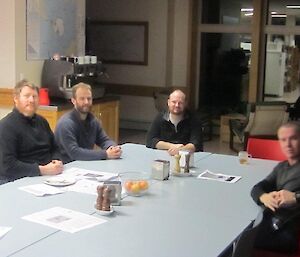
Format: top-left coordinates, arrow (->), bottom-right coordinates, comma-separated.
0,80 -> 63,184
251,121 -> 300,254
54,83 -> 122,164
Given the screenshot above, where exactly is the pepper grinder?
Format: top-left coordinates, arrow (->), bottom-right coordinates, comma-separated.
184,152 -> 190,173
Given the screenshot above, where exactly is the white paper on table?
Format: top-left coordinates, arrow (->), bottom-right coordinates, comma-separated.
65,179 -> 102,195
0,226 -> 12,239
19,184 -> 64,196
197,170 -> 241,183
22,207 -> 107,233
63,167 -> 119,182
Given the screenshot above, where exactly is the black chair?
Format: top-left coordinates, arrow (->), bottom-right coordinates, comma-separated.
289,96 -> 300,121
231,210 -> 263,257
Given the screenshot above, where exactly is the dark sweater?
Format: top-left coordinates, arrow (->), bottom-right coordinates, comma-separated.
146,111 -> 203,151
251,161 -> 300,204
251,161 -> 300,252
0,108 -> 61,182
54,109 -> 115,163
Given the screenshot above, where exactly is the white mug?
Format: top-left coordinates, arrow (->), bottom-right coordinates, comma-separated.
74,56 -> 84,64
84,55 -> 91,64
91,56 -> 97,64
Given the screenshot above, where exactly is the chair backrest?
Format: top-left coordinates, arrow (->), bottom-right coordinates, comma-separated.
231,210 -> 263,257
247,138 -> 286,161
244,102 -> 289,136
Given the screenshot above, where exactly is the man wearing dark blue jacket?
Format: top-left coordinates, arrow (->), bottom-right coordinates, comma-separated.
55,83 -> 122,163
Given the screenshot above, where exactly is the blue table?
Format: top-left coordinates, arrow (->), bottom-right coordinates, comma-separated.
0,144 -> 277,257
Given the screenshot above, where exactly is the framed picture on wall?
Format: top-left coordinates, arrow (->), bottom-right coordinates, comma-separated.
86,21 -> 149,65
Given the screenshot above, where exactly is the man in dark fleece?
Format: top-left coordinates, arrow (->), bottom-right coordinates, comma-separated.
0,80 -> 63,184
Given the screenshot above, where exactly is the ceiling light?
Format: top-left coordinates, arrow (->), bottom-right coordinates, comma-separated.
241,8 -> 253,12
272,14 -> 287,18
286,5 -> 300,9
244,13 -> 253,16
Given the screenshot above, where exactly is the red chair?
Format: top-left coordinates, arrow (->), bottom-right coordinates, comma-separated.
246,138 -> 286,161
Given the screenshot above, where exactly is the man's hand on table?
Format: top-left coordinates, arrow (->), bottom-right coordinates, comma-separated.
39,160 -> 63,175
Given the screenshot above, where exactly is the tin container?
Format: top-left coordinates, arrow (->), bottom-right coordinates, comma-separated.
103,181 -> 122,205
152,159 -> 170,180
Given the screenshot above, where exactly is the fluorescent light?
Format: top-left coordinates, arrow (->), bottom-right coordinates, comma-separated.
286,5 -> 300,9
271,11 -> 277,14
241,8 -> 253,12
244,13 -> 253,16
272,14 -> 287,18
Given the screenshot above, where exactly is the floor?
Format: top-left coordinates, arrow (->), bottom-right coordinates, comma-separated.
265,87 -> 300,103
119,128 -> 238,156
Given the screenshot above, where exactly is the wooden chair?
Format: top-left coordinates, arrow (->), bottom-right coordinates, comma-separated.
229,102 -> 289,152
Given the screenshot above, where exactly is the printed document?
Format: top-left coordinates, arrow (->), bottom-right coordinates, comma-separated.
63,167 -> 119,182
22,207 -> 107,233
197,170 -> 241,183
0,226 -> 12,239
19,184 -> 64,196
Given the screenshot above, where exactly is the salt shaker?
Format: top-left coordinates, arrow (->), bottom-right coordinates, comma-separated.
174,154 -> 181,173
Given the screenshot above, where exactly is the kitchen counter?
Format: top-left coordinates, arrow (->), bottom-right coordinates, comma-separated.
38,95 -> 120,111
36,95 -> 120,142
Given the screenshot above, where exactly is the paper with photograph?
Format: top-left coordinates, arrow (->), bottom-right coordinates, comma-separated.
22,207 -> 107,233
197,170 -> 241,183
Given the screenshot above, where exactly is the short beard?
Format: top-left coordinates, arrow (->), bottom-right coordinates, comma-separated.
76,106 -> 90,114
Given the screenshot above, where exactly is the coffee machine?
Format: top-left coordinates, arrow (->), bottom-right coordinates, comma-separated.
41,59 -> 106,99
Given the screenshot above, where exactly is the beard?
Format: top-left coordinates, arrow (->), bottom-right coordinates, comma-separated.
76,105 -> 91,114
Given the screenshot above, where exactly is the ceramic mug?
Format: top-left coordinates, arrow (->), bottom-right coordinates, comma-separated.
90,56 -> 97,64
84,55 -> 91,64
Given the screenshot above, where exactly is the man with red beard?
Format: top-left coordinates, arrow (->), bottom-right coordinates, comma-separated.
251,121 -> 300,253
146,89 -> 203,155
0,80 -> 63,184
55,83 -> 121,163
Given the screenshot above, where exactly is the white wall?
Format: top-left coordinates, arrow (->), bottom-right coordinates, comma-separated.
87,0 -> 192,128
88,0 -> 168,87
172,0 -> 190,87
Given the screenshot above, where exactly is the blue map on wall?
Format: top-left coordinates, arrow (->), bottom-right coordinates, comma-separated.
26,0 -> 85,60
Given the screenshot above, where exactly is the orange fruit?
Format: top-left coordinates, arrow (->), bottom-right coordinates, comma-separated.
125,181 -> 133,191
130,183 -> 140,194
138,180 -> 149,190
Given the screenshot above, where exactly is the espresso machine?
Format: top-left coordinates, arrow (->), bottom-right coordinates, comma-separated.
41,59 -> 106,99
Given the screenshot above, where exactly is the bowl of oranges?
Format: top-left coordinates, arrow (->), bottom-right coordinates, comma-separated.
121,172 -> 150,196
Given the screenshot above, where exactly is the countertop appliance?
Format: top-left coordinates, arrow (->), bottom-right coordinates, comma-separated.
41,59 -> 106,99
